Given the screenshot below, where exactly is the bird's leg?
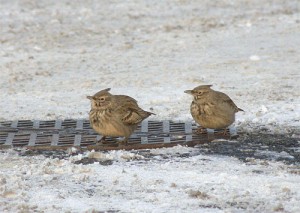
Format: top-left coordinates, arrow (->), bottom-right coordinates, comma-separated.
96,136 -> 107,145
215,129 -> 230,136
194,127 -> 207,134
222,128 -> 230,136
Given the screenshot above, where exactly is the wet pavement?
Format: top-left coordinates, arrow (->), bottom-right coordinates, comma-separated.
196,133 -> 300,165
14,133 -> 300,165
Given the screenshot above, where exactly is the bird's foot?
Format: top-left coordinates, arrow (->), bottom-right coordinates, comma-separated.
96,136 -> 117,145
222,129 -> 230,136
194,127 -> 207,135
215,129 -> 230,136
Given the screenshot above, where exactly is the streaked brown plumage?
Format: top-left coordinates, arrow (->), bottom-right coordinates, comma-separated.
87,88 -> 154,145
184,85 -> 243,133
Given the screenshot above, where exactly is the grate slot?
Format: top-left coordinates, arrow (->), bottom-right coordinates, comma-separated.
0,121 -> 13,127
148,121 -> 163,131
17,120 -> 33,128
192,134 -> 209,143
58,135 -> 75,146
12,133 -> 31,146
61,119 -> 77,129
81,135 -> 97,146
39,120 -> 56,129
128,137 -> 141,144
83,120 -> 91,130
35,134 -> 53,146
170,122 -> 186,133
0,132 -> 8,145
148,136 -> 164,143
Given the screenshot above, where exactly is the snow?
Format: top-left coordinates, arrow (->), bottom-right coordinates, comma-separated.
1,148 -> 300,213
0,0 -> 300,212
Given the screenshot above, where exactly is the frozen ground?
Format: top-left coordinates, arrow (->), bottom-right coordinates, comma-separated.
0,0 -> 300,212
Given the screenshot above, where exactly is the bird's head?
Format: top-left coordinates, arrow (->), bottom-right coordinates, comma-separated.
184,85 -> 212,100
87,88 -> 113,110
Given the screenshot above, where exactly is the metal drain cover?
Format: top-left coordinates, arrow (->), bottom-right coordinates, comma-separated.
0,119 -> 238,150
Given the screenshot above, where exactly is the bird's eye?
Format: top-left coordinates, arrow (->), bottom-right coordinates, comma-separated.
99,97 -> 105,101
198,91 -> 203,95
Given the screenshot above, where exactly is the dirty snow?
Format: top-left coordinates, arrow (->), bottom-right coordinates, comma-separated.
0,0 -> 300,212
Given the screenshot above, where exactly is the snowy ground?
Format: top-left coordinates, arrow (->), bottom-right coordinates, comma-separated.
1,147 -> 300,213
0,0 -> 300,212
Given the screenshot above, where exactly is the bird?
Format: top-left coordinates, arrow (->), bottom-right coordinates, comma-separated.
184,85 -> 243,134
87,88 -> 154,145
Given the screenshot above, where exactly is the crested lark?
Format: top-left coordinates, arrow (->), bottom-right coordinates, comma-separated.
184,85 -> 243,134
87,88 -> 154,145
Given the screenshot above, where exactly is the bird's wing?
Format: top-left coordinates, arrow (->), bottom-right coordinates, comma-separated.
122,107 -> 153,125
216,92 -> 243,112
114,95 -> 138,105
114,96 -> 153,125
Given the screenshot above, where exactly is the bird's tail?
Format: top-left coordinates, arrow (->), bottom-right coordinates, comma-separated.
144,111 -> 156,118
238,108 -> 244,112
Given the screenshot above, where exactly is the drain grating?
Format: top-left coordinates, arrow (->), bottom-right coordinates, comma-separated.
0,120 -> 238,150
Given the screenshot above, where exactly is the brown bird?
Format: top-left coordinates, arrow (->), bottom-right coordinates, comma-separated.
87,88 -> 154,145
184,85 -> 243,134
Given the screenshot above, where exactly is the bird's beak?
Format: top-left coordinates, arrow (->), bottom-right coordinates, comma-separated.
184,90 -> 193,95
86,95 -> 94,100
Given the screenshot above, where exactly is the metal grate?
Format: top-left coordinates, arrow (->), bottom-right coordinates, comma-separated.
0,119 -> 238,150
